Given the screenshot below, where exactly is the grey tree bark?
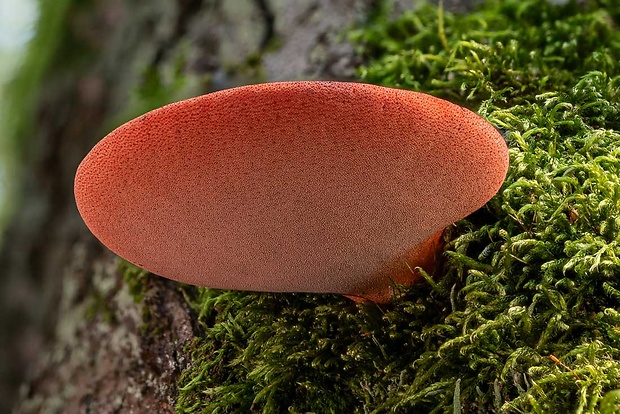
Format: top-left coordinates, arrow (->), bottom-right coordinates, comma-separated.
0,0 -> 473,411
3,1 -> 371,411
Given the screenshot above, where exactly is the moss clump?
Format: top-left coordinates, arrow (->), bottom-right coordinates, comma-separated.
350,0 -> 620,104
175,1 -> 620,413
118,260 -> 169,336
119,259 -> 151,304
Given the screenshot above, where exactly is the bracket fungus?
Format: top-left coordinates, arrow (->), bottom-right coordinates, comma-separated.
74,81 -> 509,303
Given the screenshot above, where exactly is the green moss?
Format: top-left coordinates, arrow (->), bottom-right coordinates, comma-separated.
174,1 -> 620,412
84,287 -> 117,324
119,259 -> 180,337
119,259 -> 150,304
350,0 -> 620,105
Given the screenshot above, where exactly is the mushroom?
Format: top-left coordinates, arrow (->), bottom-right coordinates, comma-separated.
74,81 -> 508,303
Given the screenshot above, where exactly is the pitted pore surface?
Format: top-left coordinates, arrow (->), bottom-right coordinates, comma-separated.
74,81 -> 509,301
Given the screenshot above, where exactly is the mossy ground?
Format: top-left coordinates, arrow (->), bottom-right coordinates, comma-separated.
119,0 -> 620,412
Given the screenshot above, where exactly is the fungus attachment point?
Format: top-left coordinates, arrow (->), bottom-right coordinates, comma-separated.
344,229 -> 445,303
74,81 -> 509,303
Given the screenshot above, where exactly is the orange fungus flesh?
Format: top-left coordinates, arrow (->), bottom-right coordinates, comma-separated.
74,81 -> 509,303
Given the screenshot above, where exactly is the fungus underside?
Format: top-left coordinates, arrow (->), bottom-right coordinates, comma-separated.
119,0 -> 620,412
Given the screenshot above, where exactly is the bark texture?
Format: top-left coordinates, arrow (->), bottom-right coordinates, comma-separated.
0,0 -> 475,412
4,1 -> 370,411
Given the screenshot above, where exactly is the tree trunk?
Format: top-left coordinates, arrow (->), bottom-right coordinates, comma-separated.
1,0 -> 474,411
3,0 -> 370,411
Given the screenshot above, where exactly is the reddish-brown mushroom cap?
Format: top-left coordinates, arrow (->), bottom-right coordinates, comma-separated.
74,81 -> 509,303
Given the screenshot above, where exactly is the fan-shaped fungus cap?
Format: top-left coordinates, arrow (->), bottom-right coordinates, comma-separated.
74,81 -> 509,303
